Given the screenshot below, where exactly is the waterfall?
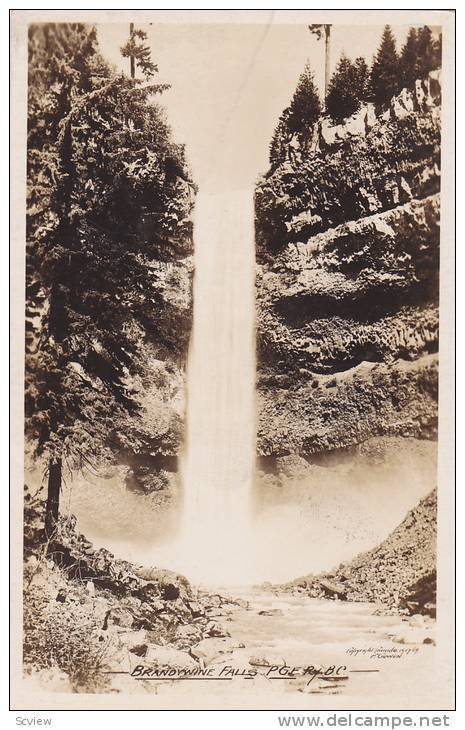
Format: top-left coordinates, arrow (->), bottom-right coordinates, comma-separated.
159,188 -> 257,585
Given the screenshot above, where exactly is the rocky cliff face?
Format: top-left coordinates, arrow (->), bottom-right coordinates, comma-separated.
255,74 -> 440,459
117,216 -> 194,494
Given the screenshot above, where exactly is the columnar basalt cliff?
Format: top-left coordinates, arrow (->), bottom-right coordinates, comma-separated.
255,74 -> 441,459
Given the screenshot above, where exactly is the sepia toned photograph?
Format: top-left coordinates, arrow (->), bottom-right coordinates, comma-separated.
10,9 -> 455,712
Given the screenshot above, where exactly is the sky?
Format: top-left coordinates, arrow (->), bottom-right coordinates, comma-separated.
97,22 -> 419,192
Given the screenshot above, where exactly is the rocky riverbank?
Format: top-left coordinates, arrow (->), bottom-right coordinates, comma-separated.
23,488 -> 242,693
278,489 -> 437,617
23,484 -> 437,697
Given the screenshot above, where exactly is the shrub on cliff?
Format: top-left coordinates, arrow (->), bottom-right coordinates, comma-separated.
370,25 -> 401,108
26,23 -> 195,538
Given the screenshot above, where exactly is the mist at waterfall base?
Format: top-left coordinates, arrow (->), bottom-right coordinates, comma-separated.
63,439 -> 437,586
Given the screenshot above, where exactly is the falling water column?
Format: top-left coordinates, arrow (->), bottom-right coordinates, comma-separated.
178,188 -> 256,585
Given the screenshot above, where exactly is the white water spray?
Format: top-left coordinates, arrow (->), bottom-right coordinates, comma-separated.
157,188 -> 257,584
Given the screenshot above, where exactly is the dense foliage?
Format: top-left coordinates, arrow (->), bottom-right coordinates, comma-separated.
26,23 -> 195,532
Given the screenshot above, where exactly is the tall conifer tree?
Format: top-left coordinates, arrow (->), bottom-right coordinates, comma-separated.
370,25 -> 400,107
287,62 -> 322,150
269,107 -> 292,166
120,25 -> 158,79
353,57 -> 370,103
26,23 -> 194,538
326,54 -> 360,123
416,26 -> 436,78
432,32 -> 442,71
399,27 -> 419,89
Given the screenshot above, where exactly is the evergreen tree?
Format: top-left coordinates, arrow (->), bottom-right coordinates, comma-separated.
287,62 -> 322,150
120,25 -> 157,79
432,32 -> 442,71
353,57 -> 370,103
370,25 -> 401,107
416,25 -> 436,78
399,27 -> 419,89
269,107 -> 292,167
26,23 -> 194,538
326,54 -> 361,123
